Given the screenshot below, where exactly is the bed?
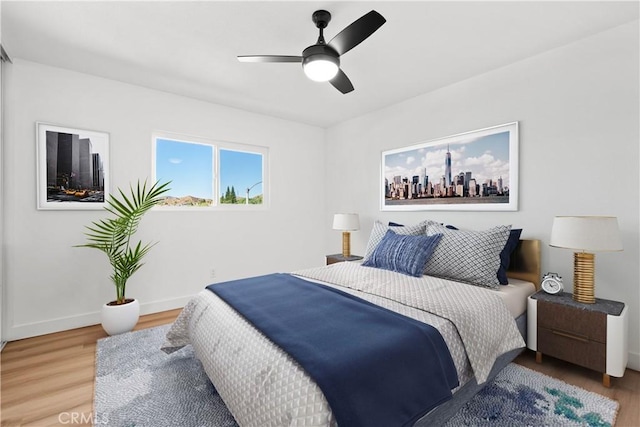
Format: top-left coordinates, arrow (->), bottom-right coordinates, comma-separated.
163,222 -> 541,426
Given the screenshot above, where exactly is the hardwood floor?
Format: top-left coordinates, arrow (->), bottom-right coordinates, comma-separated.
1,310 -> 639,426
1,309 -> 181,427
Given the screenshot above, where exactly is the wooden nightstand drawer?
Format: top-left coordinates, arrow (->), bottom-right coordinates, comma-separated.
538,300 -> 606,343
537,327 -> 606,372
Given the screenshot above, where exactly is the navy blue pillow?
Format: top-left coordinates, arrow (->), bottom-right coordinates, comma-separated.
363,230 -> 443,277
446,225 -> 522,285
497,229 -> 523,284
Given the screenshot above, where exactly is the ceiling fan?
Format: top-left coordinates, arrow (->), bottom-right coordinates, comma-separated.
238,10 -> 386,94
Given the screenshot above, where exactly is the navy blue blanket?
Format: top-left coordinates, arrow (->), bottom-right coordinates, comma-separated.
207,273 -> 458,427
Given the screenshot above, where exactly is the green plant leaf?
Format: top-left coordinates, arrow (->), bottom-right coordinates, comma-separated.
75,179 -> 171,302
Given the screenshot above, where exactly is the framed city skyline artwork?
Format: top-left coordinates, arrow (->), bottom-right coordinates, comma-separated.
381,122 -> 518,211
36,123 -> 110,210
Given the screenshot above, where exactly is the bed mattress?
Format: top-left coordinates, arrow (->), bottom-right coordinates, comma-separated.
492,278 -> 536,317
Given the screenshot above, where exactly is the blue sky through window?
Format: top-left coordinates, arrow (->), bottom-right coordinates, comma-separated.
155,137 -> 264,204
220,149 -> 263,199
155,138 -> 213,199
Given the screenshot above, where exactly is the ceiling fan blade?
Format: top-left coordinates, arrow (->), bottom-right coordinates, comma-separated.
328,10 -> 386,56
237,55 -> 302,63
330,69 -> 354,94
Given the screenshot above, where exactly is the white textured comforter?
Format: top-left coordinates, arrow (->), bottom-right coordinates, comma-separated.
162,263 -> 525,427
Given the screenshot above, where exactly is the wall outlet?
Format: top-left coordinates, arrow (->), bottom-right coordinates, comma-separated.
209,269 -> 217,280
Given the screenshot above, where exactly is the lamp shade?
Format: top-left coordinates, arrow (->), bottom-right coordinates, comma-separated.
550,216 -> 623,252
332,213 -> 360,231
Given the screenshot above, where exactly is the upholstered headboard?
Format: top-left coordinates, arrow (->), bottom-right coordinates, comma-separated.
506,239 -> 541,289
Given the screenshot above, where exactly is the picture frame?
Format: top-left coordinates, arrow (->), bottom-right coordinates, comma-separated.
36,122 -> 110,210
381,122 -> 518,211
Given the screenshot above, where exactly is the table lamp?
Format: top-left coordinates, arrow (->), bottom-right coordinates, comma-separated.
332,213 -> 360,258
549,216 -> 623,303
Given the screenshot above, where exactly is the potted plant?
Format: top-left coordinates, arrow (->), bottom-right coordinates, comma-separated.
77,179 -> 170,335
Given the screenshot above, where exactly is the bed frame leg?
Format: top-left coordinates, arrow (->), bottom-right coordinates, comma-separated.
535,351 -> 542,364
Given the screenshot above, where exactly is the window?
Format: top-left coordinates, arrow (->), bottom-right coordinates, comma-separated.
153,132 -> 267,208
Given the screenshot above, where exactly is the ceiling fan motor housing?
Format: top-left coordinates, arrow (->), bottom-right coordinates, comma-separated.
302,44 -> 339,66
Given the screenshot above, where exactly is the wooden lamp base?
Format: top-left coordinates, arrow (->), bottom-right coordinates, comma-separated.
342,231 -> 351,258
573,252 -> 595,304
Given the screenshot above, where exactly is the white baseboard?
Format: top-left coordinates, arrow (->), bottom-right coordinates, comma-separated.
5,296 -> 191,341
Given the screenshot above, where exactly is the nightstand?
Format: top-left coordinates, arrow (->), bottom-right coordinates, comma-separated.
527,291 -> 628,387
326,254 -> 363,265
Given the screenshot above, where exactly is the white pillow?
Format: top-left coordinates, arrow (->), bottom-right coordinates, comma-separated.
364,221 -> 426,261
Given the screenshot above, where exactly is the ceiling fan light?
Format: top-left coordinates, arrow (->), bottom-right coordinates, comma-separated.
303,55 -> 339,82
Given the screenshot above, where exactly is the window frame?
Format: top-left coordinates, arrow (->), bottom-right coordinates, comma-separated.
152,131 -> 269,210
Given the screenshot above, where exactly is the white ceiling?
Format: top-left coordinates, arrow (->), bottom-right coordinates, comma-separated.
2,1 -> 638,128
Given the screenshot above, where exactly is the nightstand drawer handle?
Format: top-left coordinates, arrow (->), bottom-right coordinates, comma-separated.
552,330 -> 588,343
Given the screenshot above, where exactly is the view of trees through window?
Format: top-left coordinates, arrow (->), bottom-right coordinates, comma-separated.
219,149 -> 263,205
153,133 -> 266,208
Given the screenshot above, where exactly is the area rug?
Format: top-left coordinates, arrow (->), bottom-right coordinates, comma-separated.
94,325 -> 619,427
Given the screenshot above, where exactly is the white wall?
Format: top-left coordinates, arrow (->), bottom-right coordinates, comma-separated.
325,21 -> 640,370
0,2 -> 4,348
3,59 -> 326,340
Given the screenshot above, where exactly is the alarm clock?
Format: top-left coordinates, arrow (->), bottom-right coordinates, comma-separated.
541,272 -> 564,295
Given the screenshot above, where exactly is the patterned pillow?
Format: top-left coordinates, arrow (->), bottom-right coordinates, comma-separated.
364,221 -> 426,261
423,221 -> 512,288
363,230 -> 443,277
445,224 -> 523,285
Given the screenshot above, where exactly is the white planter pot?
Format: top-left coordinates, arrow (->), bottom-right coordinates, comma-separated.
101,298 -> 140,335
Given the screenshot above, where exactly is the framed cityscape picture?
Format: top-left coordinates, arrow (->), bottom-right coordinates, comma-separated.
381,122 -> 518,211
36,123 -> 110,210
